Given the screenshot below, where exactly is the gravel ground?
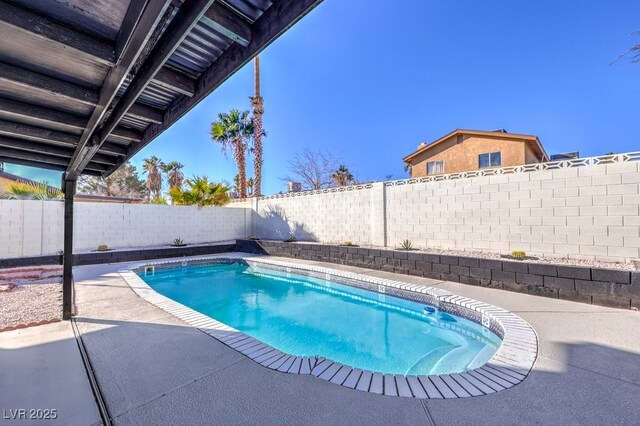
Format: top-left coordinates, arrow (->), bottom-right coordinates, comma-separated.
0,279 -> 62,329
284,240 -> 637,271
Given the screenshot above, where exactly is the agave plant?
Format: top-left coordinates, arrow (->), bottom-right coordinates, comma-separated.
0,181 -> 63,200
169,176 -> 231,207
399,239 -> 413,250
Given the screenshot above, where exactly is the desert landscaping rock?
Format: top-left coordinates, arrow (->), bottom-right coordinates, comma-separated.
0,281 -> 62,330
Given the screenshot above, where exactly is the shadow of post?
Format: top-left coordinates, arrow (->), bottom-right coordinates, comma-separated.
255,205 -> 317,242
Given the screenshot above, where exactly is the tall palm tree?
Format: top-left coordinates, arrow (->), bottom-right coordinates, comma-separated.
142,155 -> 164,200
211,109 -> 253,198
331,165 -> 355,187
169,176 -> 231,207
162,161 -> 185,190
250,56 -> 264,197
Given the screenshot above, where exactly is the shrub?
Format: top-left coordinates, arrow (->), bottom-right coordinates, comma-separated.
0,181 -> 63,200
173,238 -> 185,246
284,236 -> 296,243
149,197 -> 168,205
97,244 -> 109,251
343,240 -> 353,246
399,239 -> 413,250
511,250 -> 526,260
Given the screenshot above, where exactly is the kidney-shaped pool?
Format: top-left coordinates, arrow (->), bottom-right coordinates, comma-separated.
137,259 -> 503,376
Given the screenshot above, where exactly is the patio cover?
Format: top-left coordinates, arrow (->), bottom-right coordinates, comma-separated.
0,0 -> 322,317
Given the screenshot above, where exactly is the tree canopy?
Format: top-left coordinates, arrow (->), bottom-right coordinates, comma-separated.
78,162 -> 147,199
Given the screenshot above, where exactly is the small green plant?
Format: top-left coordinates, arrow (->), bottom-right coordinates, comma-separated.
149,196 -> 168,205
343,240 -> 353,246
511,250 -> 526,260
284,235 -> 297,243
97,244 -> 109,252
400,239 -> 413,250
173,238 -> 185,246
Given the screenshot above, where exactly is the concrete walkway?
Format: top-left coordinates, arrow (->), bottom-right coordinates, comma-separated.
5,254 -> 638,425
0,321 -> 102,426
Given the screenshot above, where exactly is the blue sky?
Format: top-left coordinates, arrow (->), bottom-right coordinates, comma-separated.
5,0 -> 640,193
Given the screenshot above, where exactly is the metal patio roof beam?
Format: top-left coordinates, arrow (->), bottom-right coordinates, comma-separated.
0,0 -> 115,66
73,0 -> 217,176
203,2 -> 252,47
65,0 -> 173,179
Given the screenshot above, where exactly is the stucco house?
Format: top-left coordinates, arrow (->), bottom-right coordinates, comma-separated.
403,129 -> 549,178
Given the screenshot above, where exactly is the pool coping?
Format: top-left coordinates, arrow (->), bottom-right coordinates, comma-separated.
118,253 -> 538,399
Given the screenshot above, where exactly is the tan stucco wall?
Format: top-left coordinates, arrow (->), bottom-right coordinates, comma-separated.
524,144 -> 542,164
408,135 -> 538,177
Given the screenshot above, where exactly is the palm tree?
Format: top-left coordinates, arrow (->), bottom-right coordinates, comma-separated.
250,56 -> 264,197
246,177 -> 254,196
331,165 -> 355,187
233,174 -> 254,197
0,181 -> 63,200
169,176 -> 231,207
142,155 -> 164,200
211,109 -> 253,198
162,161 -> 184,190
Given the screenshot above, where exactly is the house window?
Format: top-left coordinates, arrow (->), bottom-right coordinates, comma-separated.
479,152 -> 501,168
427,160 -> 444,175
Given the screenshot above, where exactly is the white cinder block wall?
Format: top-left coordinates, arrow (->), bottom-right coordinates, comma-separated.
2,159 -> 639,263
384,161 -> 640,262
252,160 -> 640,263
0,201 -> 249,258
255,188 -> 373,244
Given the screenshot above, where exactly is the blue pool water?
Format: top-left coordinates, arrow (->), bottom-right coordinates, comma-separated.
140,262 -> 501,375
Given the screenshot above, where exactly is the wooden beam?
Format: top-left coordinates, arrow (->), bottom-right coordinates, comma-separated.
0,97 -> 150,142
0,156 -> 100,175
0,116 -> 126,156
0,97 -> 85,133
0,135 -> 117,166
65,0 -> 172,179
0,119 -> 79,146
203,2 -> 252,47
0,62 -> 98,107
110,127 -> 142,142
152,67 -> 195,97
125,102 -> 164,124
115,0 -> 322,171
73,0 -> 216,176
0,145 -> 110,172
0,0 -> 115,66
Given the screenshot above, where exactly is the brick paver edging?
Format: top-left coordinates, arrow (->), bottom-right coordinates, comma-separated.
119,254 -> 538,399
0,318 -> 61,333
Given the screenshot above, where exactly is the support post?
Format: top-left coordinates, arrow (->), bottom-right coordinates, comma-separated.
62,176 -> 76,320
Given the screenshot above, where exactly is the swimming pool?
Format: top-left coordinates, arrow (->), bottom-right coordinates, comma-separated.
138,259 -> 501,376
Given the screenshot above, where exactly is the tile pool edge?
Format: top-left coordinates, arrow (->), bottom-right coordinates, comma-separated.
118,253 -> 538,399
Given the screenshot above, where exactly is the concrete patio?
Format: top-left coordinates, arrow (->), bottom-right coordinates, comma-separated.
2,255 -> 640,425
